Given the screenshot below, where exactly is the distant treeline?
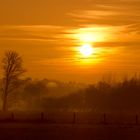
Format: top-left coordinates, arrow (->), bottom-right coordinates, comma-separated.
1,77 -> 140,113
42,77 -> 140,113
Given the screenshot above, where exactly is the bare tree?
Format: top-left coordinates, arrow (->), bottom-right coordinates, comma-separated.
1,51 -> 25,111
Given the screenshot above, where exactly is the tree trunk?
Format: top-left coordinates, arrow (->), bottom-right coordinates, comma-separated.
2,80 -> 8,112
2,94 -> 7,112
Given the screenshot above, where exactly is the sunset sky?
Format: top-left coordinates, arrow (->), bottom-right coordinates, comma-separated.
0,0 -> 140,83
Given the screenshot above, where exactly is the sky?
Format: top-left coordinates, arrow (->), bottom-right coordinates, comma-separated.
0,0 -> 140,83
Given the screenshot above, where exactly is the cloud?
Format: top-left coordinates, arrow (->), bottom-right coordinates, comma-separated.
67,2 -> 140,48
68,2 -> 140,26
0,23 -> 140,51
0,25 -> 72,45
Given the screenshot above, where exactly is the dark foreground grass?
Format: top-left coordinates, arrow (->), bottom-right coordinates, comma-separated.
0,123 -> 140,140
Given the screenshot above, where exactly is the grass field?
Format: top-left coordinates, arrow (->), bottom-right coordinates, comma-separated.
0,112 -> 140,140
0,123 -> 140,140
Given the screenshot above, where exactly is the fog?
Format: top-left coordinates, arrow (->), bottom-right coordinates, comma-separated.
1,77 -> 140,114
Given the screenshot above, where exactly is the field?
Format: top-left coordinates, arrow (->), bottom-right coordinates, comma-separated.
0,123 -> 140,140
0,112 -> 140,140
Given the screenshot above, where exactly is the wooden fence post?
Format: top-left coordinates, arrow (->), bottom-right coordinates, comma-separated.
73,112 -> 76,124
41,112 -> 44,121
11,112 -> 14,121
136,115 -> 138,125
103,113 -> 107,124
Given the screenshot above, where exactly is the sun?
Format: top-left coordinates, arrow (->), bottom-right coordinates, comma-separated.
80,44 -> 94,57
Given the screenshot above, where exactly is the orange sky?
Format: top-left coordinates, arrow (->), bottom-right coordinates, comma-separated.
0,0 -> 140,83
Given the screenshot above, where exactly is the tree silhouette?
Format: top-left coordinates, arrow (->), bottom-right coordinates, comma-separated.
1,51 -> 25,111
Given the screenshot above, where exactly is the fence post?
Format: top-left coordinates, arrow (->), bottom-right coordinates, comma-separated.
136,115 -> 138,125
11,112 -> 14,121
103,113 -> 107,125
73,112 -> 76,124
41,112 -> 44,121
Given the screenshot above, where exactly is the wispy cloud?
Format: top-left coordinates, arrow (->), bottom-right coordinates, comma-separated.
68,3 -> 140,26
0,25 -> 73,46
67,2 -> 140,48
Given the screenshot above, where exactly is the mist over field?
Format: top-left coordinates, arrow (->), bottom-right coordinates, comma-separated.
1,76 -> 140,114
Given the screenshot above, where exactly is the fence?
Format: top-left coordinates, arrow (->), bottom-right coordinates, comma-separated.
0,112 -> 139,125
